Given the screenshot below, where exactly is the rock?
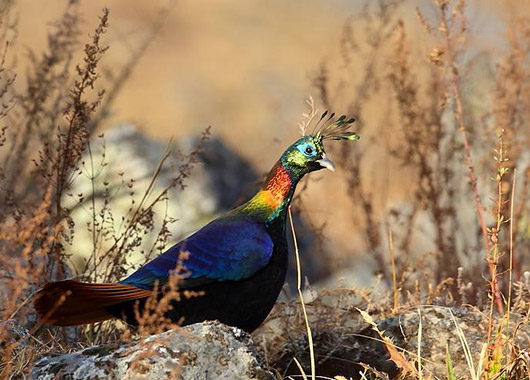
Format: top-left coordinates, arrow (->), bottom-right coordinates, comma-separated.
65,124 -> 257,262
32,321 -> 274,380
259,299 -> 530,379
378,307 -> 529,379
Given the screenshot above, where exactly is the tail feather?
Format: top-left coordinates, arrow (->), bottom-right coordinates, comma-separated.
34,280 -> 152,326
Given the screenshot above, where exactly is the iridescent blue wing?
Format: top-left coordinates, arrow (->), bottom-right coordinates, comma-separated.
119,215 -> 274,290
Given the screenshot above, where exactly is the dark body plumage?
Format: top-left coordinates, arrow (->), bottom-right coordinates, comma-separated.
34,116 -> 358,332
111,215 -> 288,332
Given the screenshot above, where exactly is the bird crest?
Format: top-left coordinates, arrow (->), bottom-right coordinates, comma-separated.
312,111 -> 359,142
297,98 -> 359,142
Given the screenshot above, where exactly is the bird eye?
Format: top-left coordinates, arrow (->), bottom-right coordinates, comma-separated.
297,143 -> 316,157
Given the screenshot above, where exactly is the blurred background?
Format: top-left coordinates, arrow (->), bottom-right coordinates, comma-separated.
7,0 -> 530,289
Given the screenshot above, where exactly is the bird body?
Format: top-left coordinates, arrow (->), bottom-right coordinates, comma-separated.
35,116 -> 358,332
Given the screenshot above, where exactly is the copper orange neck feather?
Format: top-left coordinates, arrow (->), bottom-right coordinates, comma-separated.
240,162 -> 295,221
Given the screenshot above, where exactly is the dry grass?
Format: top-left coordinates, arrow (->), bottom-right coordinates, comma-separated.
312,0 -> 530,310
0,2 -> 208,377
260,0 -> 530,378
1,0 -> 530,379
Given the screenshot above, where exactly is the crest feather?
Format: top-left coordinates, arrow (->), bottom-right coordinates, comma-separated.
313,112 -> 359,142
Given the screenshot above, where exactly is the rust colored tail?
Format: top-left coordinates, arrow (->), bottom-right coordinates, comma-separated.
34,280 -> 152,326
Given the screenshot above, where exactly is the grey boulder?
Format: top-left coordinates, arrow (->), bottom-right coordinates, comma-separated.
32,321 -> 274,380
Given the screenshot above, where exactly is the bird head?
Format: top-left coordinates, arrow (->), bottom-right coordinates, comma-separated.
281,113 -> 359,175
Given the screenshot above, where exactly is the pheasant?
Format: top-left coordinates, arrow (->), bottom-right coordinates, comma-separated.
35,113 -> 359,332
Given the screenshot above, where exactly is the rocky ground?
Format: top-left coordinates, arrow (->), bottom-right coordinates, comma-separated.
28,302 -> 530,379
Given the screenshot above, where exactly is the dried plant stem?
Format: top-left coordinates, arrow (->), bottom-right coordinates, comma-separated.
292,357 -> 308,380
450,309 -> 479,380
438,4 -> 502,313
417,308 -> 423,380
505,167 -> 516,367
87,141 -> 98,282
507,169 -> 516,320
388,227 -> 398,311
449,76 -> 490,257
485,129 -> 509,372
288,207 -> 315,380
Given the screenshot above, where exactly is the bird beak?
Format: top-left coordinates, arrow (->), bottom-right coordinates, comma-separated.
316,156 -> 335,172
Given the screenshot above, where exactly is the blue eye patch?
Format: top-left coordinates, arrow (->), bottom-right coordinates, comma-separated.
297,143 -> 317,157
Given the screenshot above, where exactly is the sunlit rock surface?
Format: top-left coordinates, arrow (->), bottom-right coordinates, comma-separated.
32,321 -> 274,380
